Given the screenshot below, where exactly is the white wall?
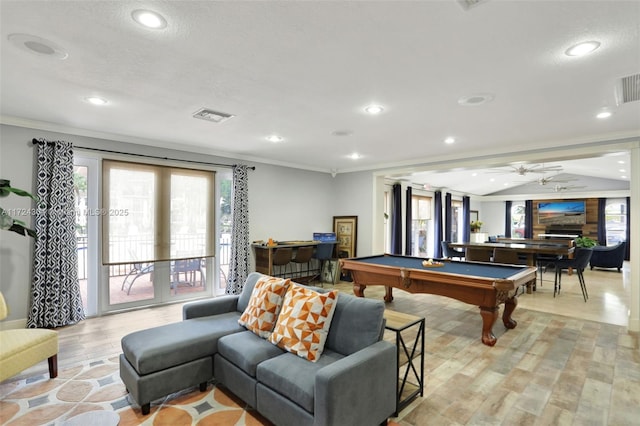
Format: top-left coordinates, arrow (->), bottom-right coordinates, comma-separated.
0,124 -> 335,323
480,201 -> 506,237
330,171 -> 375,257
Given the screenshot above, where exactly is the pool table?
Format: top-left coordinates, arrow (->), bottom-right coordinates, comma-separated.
339,254 -> 537,346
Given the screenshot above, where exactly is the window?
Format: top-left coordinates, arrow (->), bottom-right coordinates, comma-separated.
102,160 -> 215,265
511,202 -> 525,238
605,198 -> 627,246
451,199 -> 463,242
411,195 -> 431,256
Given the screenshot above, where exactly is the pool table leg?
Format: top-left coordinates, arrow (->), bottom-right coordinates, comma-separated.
479,307 -> 498,346
384,286 -> 394,302
502,296 -> 518,330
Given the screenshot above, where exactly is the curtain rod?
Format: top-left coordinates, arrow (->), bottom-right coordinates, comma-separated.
31,139 -> 256,170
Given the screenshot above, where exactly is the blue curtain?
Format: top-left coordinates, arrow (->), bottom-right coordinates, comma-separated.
405,186 -> 412,255
597,198 -> 607,245
462,196 -> 470,242
504,200 -> 512,238
226,165 -> 251,294
444,193 -> 452,242
524,200 -> 533,238
434,191 -> 443,257
625,196 -> 631,260
390,184 -> 402,254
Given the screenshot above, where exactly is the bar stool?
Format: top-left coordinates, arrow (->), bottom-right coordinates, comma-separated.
271,247 -> 293,278
291,246 -> 314,280
312,242 -> 336,285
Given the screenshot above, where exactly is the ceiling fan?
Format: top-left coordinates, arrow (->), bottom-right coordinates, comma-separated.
533,175 -> 577,186
551,184 -> 587,192
489,163 -> 563,176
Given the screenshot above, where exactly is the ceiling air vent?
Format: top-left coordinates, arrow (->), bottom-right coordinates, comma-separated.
614,73 -> 640,105
192,108 -> 235,123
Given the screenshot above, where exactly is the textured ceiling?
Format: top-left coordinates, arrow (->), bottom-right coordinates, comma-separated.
1,1 -> 638,196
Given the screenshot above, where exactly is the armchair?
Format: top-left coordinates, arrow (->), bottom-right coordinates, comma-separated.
0,292 -> 58,382
589,242 -> 626,272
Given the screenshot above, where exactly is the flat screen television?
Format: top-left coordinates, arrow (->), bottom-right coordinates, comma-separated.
537,201 -> 586,225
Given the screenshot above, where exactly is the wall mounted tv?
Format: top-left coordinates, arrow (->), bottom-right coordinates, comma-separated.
537,201 -> 586,225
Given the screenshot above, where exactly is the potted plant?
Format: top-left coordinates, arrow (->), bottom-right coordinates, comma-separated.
470,220 -> 483,232
575,236 -> 597,248
0,179 -> 37,238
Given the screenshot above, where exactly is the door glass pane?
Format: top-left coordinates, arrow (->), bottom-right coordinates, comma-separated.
605,199 -> 627,246
170,173 -> 209,259
411,196 -> 431,257
511,203 -> 525,238
74,166 -> 89,313
218,175 -> 232,294
107,168 -> 156,304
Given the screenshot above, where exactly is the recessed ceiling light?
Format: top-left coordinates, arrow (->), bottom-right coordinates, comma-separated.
8,33 -> 68,59
349,153 -> 361,160
565,41 -> 600,57
458,93 -> 494,106
364,105 -> 384,114
444,137 -> 455,144
132,9 -> 167,29
596,111 -> 612,119
621,175 -> 628,179
266,135 -> 283,143
85,97 -> 108,106
619,169 -> 626,173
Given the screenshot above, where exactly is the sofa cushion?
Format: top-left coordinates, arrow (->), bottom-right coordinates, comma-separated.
218,330 -> 284,376
238,276 -> 290,338
256,349 -> 345,413
268,283 -> 338,362
325,293 -> 385,356
122,312 -> 243,375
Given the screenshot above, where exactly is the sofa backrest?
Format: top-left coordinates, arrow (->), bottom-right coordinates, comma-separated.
237,273 -> 386,355
325,293 -> 386,356
237,272 -> 265,313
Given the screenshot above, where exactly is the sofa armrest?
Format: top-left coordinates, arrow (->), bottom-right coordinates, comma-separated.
315,341 -> 396,426
182,295 -> 239,320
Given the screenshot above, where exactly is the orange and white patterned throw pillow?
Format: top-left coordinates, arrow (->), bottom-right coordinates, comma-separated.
268,283 -> 338,362
238,276 -> 291,338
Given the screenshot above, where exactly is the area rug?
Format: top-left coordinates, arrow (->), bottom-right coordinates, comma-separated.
0,355 -> 273,425
0,355 -> 402,425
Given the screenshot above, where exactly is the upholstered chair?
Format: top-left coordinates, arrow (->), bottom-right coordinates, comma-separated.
0,291 -> 59,382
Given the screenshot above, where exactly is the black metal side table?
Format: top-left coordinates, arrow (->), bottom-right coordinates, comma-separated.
384,309 -> 425,416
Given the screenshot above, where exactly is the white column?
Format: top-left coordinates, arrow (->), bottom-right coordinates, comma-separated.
628,144 -> 640,333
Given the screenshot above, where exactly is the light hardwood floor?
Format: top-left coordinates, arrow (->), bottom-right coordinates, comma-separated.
5,262 -> 639,425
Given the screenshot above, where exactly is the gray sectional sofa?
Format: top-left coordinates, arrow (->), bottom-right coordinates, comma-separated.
120,272 -> 397,426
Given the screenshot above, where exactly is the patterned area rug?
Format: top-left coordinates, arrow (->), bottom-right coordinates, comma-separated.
0,355 -> 273,425
0,355 -> 401,425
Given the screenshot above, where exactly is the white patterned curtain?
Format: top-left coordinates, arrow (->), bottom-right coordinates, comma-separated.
225,164 -> 250,294
27,139 -> 85,328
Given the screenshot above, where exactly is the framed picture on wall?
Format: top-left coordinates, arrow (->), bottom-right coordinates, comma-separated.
333,216 -> 357,258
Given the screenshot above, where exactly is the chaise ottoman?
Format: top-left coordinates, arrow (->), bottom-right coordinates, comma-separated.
119,311 -> 244,414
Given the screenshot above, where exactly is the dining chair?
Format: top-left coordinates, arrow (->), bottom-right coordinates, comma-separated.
553,247 -> 593,302
492,248 -> 521,264
440,241 -> 464,260
465,247 -> 492,262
